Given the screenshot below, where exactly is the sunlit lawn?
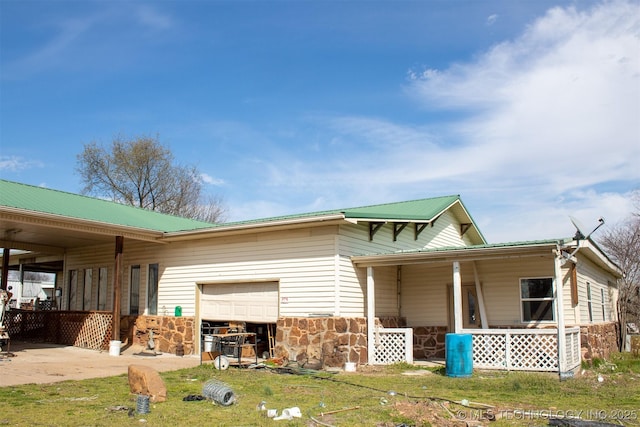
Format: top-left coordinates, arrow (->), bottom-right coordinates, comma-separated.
0,353 -> 638,426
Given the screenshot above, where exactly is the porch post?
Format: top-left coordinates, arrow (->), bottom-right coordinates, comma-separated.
473,262 -> 489,329
554,248 -> 568,379
453,261 -> 463,333
367,266 -> 375,365
1,248 -> 8,291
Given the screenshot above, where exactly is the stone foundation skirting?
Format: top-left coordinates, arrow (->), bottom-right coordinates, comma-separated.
580,322 -> 619,363
131,315 -> 196,356
275,317 -> 367,369
413,326 -> 447,359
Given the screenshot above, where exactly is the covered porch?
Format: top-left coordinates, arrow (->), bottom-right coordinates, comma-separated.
354,241 -> 583,375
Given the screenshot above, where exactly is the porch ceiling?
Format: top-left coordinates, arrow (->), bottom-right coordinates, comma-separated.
0,209 -> 164,271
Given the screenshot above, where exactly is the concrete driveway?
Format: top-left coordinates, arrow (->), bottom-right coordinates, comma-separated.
0,341 -> 201,387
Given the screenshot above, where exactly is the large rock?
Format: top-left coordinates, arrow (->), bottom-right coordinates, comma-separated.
128,365 -> 167,402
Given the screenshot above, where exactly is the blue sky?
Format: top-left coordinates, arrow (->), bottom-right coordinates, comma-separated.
1,0 -> 638,243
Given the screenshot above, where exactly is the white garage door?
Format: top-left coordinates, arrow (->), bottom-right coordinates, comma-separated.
200,282 -> 279,323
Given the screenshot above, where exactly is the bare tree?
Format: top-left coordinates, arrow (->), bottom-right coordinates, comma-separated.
598,190 -> 640,350
76,135 -> 226,223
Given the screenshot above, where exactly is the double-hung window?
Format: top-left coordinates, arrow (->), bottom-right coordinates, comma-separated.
520,277 -> 554,322
130,265 -> 140,315
587,282 -> 593,322
147,264 -> 159,315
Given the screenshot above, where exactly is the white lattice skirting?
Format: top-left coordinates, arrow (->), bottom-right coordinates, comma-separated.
373,328 -> 413,364
469,328 -> 581,372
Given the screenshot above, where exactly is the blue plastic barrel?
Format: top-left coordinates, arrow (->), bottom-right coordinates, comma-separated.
445,333 -> 473,377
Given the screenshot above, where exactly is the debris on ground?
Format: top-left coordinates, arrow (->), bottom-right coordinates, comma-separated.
182,394 -> 206,401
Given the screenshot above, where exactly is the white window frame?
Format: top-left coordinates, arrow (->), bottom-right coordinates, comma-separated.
519,277 -> 555,323
600,288 -> 606,321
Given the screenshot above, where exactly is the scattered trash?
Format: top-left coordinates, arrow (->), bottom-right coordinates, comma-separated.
597,375 -> 604,383
106,405 -> 131,412
136,394 -> 150,414
388,390 -> 397,396
319,406 -> 360,417
267,409 -> 278,418
202,379 -> 235,406
183,394 -> 206,401
273,406 -> 302,421
460,399 -> 470,406
379,397 -> 388,405
256,400 -> 267,411
310,416 -> 336,427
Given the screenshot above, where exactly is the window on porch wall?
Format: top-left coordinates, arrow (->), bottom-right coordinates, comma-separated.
587,282 -> 593,322
68,269 -> 77,310
83,269 -> 92,310
130,265 -> 140,315
520,277 -> 554,322
97,267 -> 107,311
147,263 -> 158,315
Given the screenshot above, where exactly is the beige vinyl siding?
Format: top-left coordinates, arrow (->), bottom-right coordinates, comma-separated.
337,255 -> 366,316
474,257 -> 554,326
64,244 -> 115,312
374,266 -> 399,316
401,263 -> 450,326
575,254 -> 617,324
338,211 -> 470,257
335,212 -> 471,317
121,227 -> 338,317
399,256 -> 555,327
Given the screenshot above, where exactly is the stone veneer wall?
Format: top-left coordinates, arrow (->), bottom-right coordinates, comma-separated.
130,315 -> 196,356
580,322 -> 619,363
275,317 -> 367,369
413,326 -> 448,359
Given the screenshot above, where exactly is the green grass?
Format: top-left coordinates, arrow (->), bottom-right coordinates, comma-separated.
0,354 -> 639,426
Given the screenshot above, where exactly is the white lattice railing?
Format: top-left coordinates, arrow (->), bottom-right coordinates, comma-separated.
373,327 -> 413,364
468,327 -> 580,372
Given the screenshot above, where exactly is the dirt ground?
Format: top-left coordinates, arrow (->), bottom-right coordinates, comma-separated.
0,341 -> 201,387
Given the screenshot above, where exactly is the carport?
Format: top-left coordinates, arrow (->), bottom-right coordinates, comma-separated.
0,181 -> 171,347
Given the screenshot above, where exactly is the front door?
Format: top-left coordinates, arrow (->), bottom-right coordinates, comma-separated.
448,284 -> 482,331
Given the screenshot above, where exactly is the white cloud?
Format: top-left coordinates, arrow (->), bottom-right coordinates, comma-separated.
486,14 -> 498,26
200,173 -> 225,186
134,4 -> 174,31
0,156 -> 43,172
237,1 -> 639,241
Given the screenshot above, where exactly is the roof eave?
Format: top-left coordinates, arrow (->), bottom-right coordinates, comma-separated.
353,242 -> 558,267
162,213 -> 348,241
1,206 -> 166,244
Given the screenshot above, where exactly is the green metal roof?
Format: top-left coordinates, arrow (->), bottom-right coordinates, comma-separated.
0,180 -> 216,233
221,195 -> 463,227
1,180 -> 477,237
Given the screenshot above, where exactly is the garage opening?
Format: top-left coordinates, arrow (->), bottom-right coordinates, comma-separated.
199,281 -> 279,366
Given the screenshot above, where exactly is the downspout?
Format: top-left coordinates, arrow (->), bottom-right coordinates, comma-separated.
366,266 -> 375,365
554,246 -> 569,380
